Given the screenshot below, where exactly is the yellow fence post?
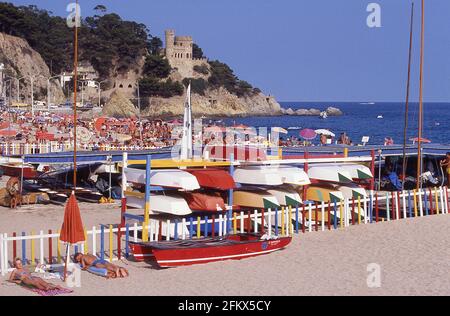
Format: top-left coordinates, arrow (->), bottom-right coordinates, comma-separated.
413,190 -> 418,217
109,225 -> 113,262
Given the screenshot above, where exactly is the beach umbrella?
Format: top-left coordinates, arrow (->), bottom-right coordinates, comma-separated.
60,192 -> 85,281
314,129 -> 335,137
272,127 -> 288,134
169,119 -> 183,126
299,128 -> 317,140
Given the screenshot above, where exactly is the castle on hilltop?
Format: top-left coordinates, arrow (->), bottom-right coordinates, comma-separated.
162,29 -> 208,78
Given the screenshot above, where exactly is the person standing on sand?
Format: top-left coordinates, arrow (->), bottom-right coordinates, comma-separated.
440,152 -> 450,186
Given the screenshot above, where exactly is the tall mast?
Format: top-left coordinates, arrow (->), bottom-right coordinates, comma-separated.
73,0 -> 79,189
402,2 -> 414,190
416,0 -> 425,190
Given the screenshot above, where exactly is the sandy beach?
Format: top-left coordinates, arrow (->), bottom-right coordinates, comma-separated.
1,200 -> 450,296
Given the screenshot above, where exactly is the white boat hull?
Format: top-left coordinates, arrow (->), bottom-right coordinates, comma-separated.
124,168 -> 200,191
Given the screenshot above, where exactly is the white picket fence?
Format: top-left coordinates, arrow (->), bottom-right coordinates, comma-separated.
1,186 -> 449,276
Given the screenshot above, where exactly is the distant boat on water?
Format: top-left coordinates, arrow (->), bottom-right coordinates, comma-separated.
377,115 -> 383,119
287,126 -> 301,130
360,102 -> 376,105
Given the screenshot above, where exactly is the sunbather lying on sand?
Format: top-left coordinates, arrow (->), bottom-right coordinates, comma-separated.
9,258 -> 64,291
74,253 -> 129,278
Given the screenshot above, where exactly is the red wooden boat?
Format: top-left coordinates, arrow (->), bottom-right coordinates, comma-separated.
129,233 -> 292,268
0,163 -> 39,179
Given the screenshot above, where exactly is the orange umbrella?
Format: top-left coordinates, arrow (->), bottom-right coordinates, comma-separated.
60,192 -> 85,280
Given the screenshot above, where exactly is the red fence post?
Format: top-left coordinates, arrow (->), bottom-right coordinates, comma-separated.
117,225 -> 122,260
261,209 -> 265,234
370,150 -> 376,191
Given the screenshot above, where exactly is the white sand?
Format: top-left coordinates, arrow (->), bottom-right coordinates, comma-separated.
1,201 -> 450,296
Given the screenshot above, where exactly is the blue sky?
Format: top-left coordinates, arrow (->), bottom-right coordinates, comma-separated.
10,0 -> 450,102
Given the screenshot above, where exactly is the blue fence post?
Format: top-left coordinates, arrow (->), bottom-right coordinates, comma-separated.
295,205 -> 299,234
100,225 -> 105,260
21,232 -> 26,263
424,190 -> 429,216
74,245 -> 79,254
369,194 -> 373,223
189,217 -> 194,239
125,224 -> 130,258
333,203 -> 338,229
174,219 -> 179,241
204,216 -> 209,237
408,191 -> 412,218
274,208 -> 279,236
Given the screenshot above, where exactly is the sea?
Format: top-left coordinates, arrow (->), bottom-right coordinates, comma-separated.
221,102 -> 450,146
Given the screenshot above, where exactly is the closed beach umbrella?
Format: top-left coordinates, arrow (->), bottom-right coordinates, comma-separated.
299,128 -> 317,140
60,192 -> 85,281
314,129 -> 335,137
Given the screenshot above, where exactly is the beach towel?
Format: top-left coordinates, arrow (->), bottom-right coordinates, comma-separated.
24,286 -> 73,296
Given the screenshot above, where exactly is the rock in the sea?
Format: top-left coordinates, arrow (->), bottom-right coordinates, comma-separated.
326,107 -> 343,116
295,108 -> 320,116
308,108 -> 321,116
285,108 -> 295,115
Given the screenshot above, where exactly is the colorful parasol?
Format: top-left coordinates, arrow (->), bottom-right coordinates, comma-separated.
299,128 -> 317,140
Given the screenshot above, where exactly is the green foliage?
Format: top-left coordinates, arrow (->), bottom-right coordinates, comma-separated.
208,60 -> 255,97
94,5 -> 107,13
192,43 -> 204,59
143,55 -> 171,78
182,78 -> 208,96
139,77 -> 183,98
148,36 -> 163,55
0,3 -> 150,78
193,64 -> 209,75
0,3 -> 72,74
82,13 -> 149,78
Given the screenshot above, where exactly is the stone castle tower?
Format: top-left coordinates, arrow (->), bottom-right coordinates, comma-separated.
163,29 -> 207,78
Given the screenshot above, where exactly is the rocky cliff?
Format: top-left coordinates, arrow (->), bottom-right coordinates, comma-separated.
0,33 -> 64,103
143,87 -> 282,118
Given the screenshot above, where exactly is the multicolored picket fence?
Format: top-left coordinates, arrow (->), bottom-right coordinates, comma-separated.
0,142 -> 164,156
1,186 -> 449,275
